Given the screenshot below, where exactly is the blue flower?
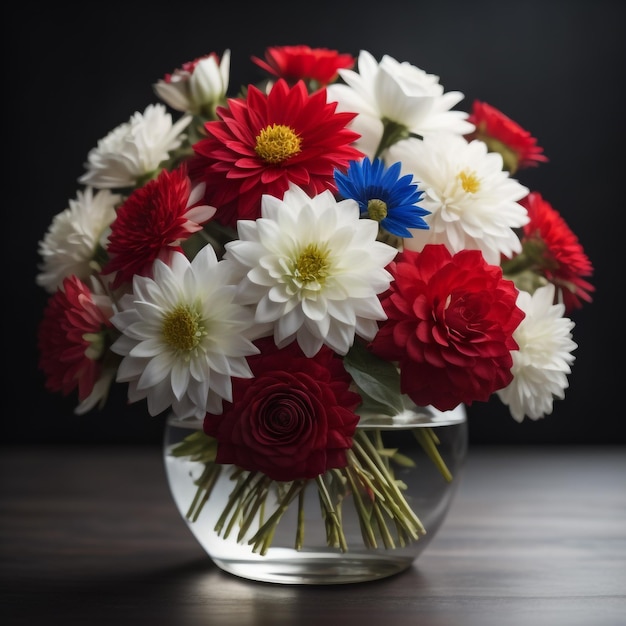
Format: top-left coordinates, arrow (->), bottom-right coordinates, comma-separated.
334,157 -> 430,238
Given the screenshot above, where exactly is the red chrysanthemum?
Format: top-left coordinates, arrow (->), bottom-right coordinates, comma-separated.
203,338 -> 361,482
102,165 -> 215,288
369,244 -> 525,411
251,45 -> 355,87
466,100 -> 548,174
37,275 -> 114,402
188,79 -> 363,228
518,191 -> 594,312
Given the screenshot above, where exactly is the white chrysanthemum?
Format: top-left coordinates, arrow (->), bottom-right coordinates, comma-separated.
36,187 -> 120,293
223,183 -> 398,358
497,284 -> 577,422
154,50 -> 231,115
389,134 -> 530,265
326,50 -> 474,158
110,245 -> 260,419
78,103 -> 191,189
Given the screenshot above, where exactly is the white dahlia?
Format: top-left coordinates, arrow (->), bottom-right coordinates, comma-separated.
79,103 -> 191,189
110,245 -> 259,419
36,187 -> 120,293
223,183 -> 398,358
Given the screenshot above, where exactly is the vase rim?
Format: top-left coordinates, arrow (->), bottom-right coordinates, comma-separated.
165,403 -> 466,431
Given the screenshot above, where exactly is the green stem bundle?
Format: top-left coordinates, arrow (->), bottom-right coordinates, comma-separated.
169,426 -> 452,554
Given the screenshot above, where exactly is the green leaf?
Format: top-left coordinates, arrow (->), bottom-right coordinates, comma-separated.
344,340 -> 404,415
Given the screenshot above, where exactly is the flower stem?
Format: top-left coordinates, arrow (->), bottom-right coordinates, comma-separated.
236,475 -> 272,543
248,480 -> 307,555
214,471 -> 259,537
344,464 -> 378,548
296,486 -> 306,551
352,431 -> 426,537
187,462 -> 222,522
315,475 -> 348,552
413,427 -> 453,482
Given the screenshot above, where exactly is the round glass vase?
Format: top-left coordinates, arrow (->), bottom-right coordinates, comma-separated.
163,403 -> 467,585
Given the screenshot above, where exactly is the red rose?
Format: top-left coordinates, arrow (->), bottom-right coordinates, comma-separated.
203,338 -> 361,482
370,244 -> 524,411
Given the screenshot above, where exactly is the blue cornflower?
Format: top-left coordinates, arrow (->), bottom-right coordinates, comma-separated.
334,157 -> 430,238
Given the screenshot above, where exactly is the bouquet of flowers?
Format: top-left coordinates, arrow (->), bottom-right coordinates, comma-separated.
36,45 -> 594,555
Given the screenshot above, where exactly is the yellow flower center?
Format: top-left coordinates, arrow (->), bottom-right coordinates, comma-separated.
457,169 -> 480,194
83,332 -> 105,361
255,124 -> 302,164
293,243 -> 330,285
162,305 -> 206,354
367,198 -> 388,222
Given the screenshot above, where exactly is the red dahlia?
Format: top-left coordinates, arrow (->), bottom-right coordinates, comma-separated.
189,79 -> 363,228
203,338 -> 361,482
102,165 -> 215,288
369,244 -> 525,411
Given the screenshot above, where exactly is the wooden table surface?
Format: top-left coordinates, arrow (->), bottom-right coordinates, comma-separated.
1,444 -> 625,626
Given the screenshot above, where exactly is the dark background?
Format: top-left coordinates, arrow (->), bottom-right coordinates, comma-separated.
6,0 -> 623,445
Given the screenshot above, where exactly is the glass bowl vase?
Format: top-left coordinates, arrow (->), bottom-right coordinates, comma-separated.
162,402 -> 467,585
